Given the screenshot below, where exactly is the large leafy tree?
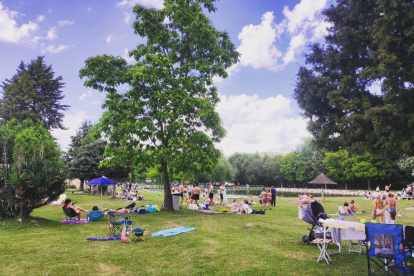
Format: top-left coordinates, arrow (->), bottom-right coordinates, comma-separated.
228,153 -> 256,185
0,121 -> 66,219
79,0 -> 239,210
294,0 -> 414,156
0,56 -> 69,130
280,152 -> 308,185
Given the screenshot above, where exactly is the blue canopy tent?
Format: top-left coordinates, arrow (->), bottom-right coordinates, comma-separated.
87,177 -> 117,210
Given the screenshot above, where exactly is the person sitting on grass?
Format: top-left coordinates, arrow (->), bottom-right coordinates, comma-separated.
242,199 -> 265,215
64,199 -> 89,220
138,195 -> 145,201
338,202 -> 354,215
231,199 -> 241,214
349,200 -> 357,212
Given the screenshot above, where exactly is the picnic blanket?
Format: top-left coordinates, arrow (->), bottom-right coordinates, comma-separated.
87,237 -> 121,241
60,219 -> 89,224
151,227 -> 197,237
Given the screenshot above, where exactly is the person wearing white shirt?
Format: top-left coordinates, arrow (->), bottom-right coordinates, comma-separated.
242,199 -> 265,215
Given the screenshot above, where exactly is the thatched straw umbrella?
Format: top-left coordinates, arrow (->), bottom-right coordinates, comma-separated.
308,173 -> 337,197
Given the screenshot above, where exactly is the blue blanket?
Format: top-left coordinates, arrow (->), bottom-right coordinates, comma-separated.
86,237 -> 121,241
151,227 -> 197,237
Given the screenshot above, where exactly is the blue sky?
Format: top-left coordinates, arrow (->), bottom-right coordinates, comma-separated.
0,0 -> 330,155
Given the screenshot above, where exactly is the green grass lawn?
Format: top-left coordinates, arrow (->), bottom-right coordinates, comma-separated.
1,191 -> 414,276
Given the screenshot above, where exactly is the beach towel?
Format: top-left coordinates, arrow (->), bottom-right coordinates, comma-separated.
60,219 -> 89,224
86,237 -> 121,241
151,227 -> 197,237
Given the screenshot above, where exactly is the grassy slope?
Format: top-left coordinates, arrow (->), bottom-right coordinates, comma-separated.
1,191 -> 413,276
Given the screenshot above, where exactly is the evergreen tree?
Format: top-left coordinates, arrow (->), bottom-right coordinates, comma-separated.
294,0 -> 414,156
0,56 -> 69,130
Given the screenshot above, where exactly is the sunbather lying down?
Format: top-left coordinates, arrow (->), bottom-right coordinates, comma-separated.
338,202 -> 354,215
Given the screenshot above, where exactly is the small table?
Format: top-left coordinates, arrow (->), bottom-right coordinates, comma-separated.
319,219 -> 366,256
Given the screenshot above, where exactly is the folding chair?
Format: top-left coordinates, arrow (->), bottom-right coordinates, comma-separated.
62,206 -> 80,221
312,238 -> 332,264
400,226 -> 414,274
128,227 -> 146,242
108,211 -> 132,237
88,210 -> 103,222
365,223 -> 406,275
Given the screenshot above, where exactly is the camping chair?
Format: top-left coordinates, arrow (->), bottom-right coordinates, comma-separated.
88,210 -> 103,222
400,226 -> 414,274
108,211 -> 132,237
62,206 -> 80,221
128,227 -> 146,242
365,223 -> 407,275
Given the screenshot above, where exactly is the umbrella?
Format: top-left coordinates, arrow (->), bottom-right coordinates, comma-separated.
308,173 -> 337,197
87,177 -> 117,210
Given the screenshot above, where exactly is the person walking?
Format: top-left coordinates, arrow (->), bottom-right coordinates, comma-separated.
179,183 -> 184,205
271,186 -> 276,207
208,182 -> 215,207
384,192 -> 401,224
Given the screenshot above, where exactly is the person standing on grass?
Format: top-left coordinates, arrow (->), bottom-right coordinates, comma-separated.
260,189 -> 267,211
192,184 -> 201,205
385,184 -> 391,193
188,183 -> 193,201
218,183 -> 224,206
179,182 -> 184,205
209,182 -> 215,207
384,193 -> 401,224
266,189 -> 272,210
271,186 -> 276,207
372,195 -> 384,223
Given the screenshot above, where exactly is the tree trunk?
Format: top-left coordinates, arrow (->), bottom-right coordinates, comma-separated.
79,178 -> 85,191
17,204 -> 32,219
368,179 -> 371,191
161,160 -> 173,211
112,184 -> 116,198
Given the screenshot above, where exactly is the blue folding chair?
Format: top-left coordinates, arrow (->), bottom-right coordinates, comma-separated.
364,223 -> 407,275
108,211 -> 132,237
88,210 -> 103,222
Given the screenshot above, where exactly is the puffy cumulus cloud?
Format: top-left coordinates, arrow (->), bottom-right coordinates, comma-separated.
46,27 -> 57,40
283,0 -> 327,34
117,0 -> 164,9
106,34 -> 115,43
0,2 -> 38,44
236,12 -> 284,71
215,94 -> 310,156
51,111 -> 92,151
79,90 -> 93,101
57,20 -> 74,27
215,0 -> 329,84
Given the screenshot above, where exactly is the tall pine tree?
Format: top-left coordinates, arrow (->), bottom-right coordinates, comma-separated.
0,56 -> 69,129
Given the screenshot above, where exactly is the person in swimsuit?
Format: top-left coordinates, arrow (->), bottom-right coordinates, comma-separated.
372,195 -> 384,223
192,184 -> 201,204
179,183 -> 184,205
349,200 -> 357,212
63,199 -> 89,220
208,183 -> 215,207
260,189 -> 267,211
266,189 -> 272,210
385,184 -> 391,193
376,186 -> 380,192
384,192 -> 400,224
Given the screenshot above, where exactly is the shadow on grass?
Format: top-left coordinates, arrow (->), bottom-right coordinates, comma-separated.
0,216 -> 59,231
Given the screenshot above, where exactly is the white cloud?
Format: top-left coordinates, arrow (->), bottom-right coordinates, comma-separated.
117,0 -> 164,9
106,34 -> 115,43
123,48 -> 134,63
123,12 -> 131,24
215,0 -> 329,84
79,90 -> 93,101
58,20 -> 74,27
0,2 -> 38,44
51,111 -> 92,151
37,15 -> 45,22
215,94 -> 310,156
46,27 -> 57,40
44,44 -> 70,53
283,0 -> 327,34
236,12 -> 284,71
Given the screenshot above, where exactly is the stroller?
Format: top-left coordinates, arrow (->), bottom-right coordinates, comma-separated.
299,201 -> 330,245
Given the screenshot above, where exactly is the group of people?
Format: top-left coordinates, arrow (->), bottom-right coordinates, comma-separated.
231,199 -> 265,215
259,187 -> 277,211
338,200 -> 357,215
371,192 -> 401,224
173,182 -> 230,207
